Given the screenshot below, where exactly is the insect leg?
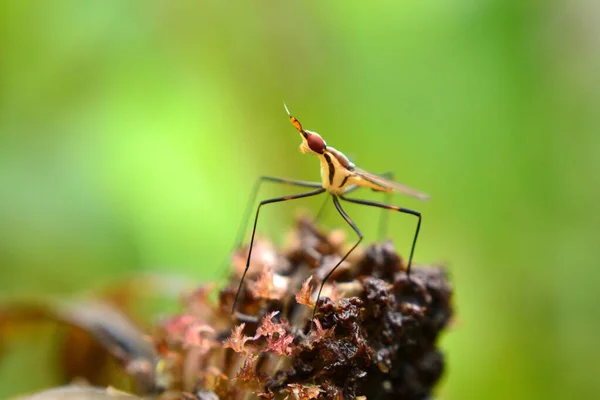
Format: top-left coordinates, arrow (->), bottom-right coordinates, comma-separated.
342,173 -> 395,241
232,187 -> 326,314
220,177 -> 322,280
314,184 -> 360,223
313,196 -> 330,223
340,195 -> 421,278
313,195 -> 363,320
377,171 -> 394,241
234,176 -> 323,248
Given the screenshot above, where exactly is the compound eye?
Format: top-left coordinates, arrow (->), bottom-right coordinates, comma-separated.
307,133 -> 326,153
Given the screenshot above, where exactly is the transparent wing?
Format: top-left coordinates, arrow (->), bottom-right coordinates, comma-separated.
352,167 -> 430,201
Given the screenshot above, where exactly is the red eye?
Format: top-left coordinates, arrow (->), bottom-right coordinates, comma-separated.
307,134 -> 326,153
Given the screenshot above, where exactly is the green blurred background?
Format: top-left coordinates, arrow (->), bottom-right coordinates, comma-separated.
1,1 -> 599,399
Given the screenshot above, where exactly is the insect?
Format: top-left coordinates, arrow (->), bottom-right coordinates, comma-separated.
232,105 -> 429,318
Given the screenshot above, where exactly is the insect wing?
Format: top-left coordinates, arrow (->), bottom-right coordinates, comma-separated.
353,167 -> 430,201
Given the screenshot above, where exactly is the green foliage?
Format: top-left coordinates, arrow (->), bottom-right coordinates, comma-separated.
0,1 -> 599,399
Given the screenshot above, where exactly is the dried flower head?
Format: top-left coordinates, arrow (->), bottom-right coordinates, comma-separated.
9,216 -> 452,399
151,217 -> 453,399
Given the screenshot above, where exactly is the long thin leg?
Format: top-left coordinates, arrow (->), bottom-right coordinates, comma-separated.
340,195 -> 421,277
340,173 -> 394,241
234,176 -> 323,248
232,187 -> 326,314
221,176 -> 322,281
313,196 -> 330,222
314,184 -> 359,223
377,171 -> 394,241
313,195 -> 363,320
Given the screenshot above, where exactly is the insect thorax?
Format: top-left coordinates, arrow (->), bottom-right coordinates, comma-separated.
317,153 -> 353,195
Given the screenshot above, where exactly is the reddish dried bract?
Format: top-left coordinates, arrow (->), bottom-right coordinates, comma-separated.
255,311 -> 286,339
295,276 -> 314,308
255,312 -> 294,357
264,332 -> 295,357
223,323 -> 251,354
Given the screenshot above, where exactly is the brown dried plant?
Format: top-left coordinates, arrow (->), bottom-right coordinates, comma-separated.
4,217 -> 453,400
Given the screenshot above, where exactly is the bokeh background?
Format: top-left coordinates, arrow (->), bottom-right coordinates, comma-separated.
1,1 -> 599,399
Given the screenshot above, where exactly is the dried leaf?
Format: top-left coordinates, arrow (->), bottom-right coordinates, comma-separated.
295,276 -> 314,308
255,311 -> 286,339
264,332 -> 295,356
223,323 -> 251,353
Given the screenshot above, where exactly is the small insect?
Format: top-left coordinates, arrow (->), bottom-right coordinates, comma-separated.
232,105 -> 429,318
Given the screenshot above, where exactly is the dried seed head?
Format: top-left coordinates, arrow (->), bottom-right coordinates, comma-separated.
154,217 -> 453,399
295,276 -> 314,309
